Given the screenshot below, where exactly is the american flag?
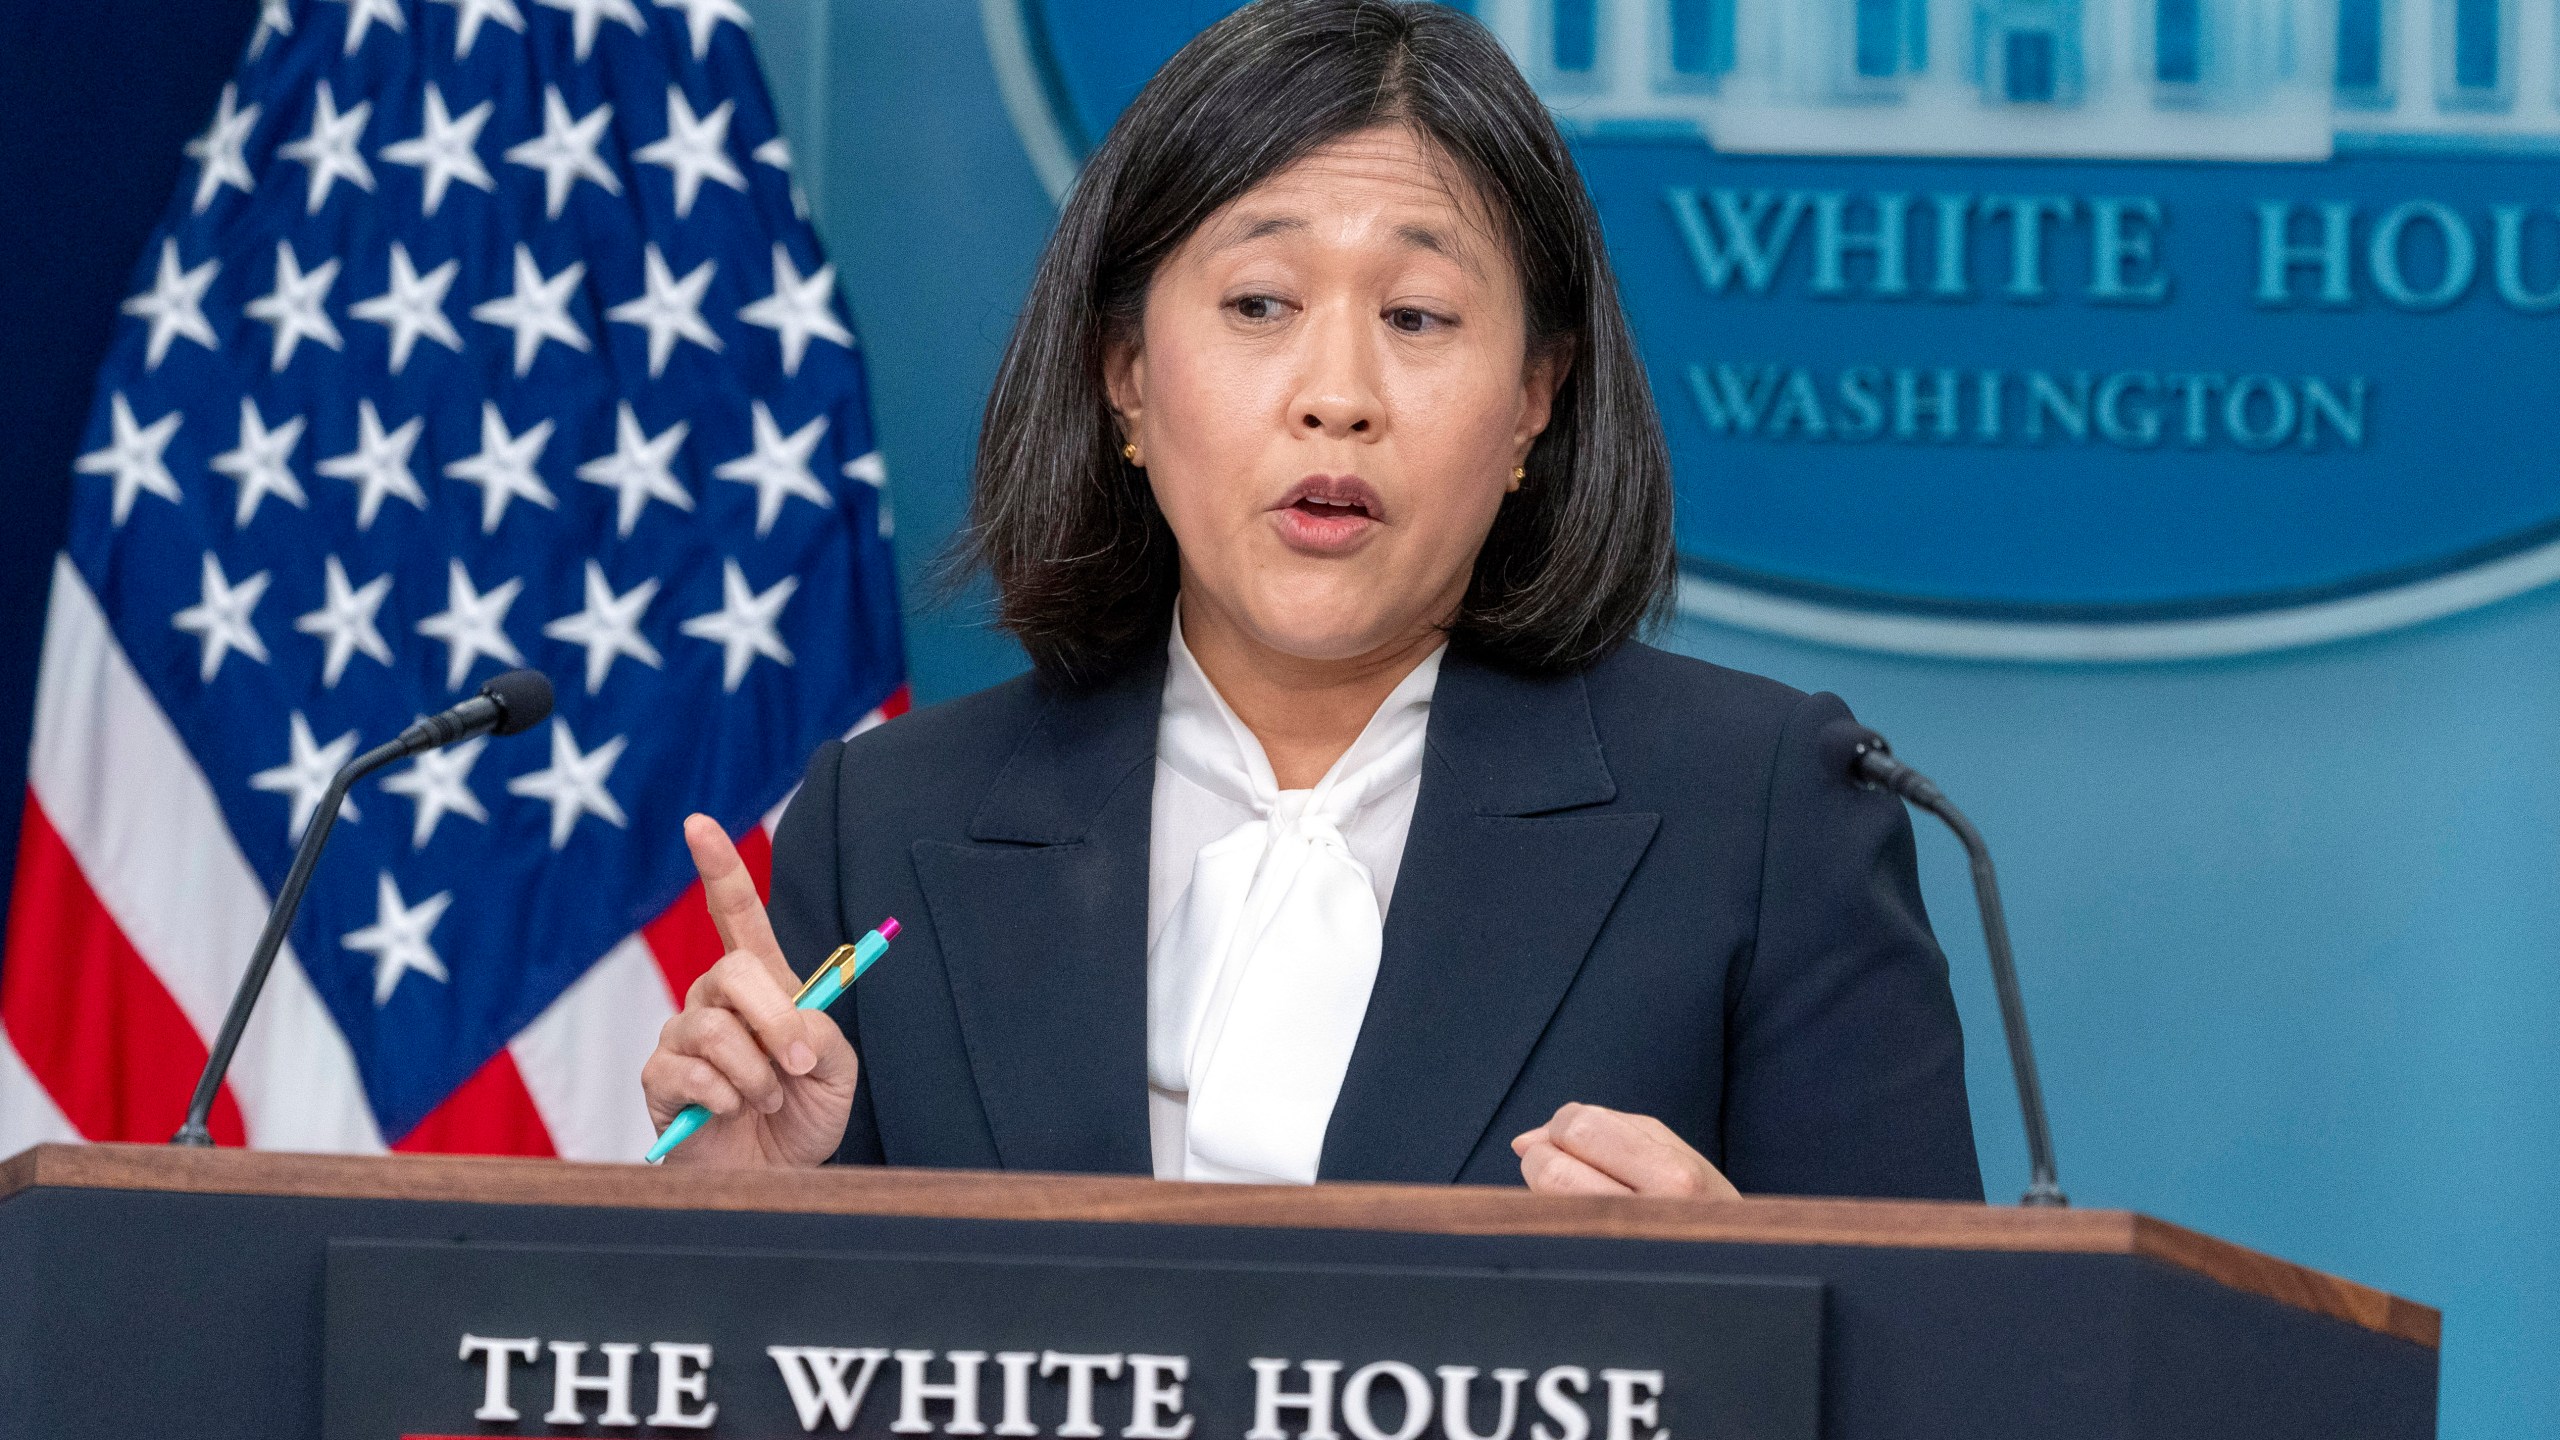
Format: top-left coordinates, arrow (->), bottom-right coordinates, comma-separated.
0,0 -> 905,1159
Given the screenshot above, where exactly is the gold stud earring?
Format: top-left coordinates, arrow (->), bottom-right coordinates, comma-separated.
1507,465 -> 1525,492
1123,441 -> 1141,465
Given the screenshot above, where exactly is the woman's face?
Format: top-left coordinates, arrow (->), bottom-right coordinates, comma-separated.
1106,124 -> 1559,666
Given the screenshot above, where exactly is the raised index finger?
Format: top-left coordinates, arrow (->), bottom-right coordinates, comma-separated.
683,813 -> 784,968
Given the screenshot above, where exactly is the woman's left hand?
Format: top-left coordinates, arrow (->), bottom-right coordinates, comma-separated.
1511,1103 -> 1742,1198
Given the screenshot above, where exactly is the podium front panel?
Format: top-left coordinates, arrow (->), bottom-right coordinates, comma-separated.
0,1147 -> 2438,1440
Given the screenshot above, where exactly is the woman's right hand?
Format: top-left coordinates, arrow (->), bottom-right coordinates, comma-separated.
639,814 -> 860,1168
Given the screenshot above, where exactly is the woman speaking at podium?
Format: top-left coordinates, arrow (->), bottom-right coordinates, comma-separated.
642,0 -> 1982,1201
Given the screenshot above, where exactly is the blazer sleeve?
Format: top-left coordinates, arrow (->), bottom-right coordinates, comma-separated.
767,737 -> 887,1165
1719,690 -> 1985,1201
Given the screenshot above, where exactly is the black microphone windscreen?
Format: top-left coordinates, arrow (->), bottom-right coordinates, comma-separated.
479,669 -> 554,736
1814,715 -> 1889,783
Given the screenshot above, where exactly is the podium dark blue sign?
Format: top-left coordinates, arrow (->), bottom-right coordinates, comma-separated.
990,0 -> 2560,659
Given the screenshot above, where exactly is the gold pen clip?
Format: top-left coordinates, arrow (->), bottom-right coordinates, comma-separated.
791,943 -> 861,1004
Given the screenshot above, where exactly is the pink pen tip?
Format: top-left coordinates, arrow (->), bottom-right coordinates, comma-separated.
877,917 -> 900,941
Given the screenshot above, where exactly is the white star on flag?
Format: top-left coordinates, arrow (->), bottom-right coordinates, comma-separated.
275,80 -> 376,214
172,551 -> 273,683
606,244 -> 722,378
381,734 -> 491,848
506,719 -> 631,849
211,397 -> 309,527
738,243 -> 852,377
317,399 -> 429,530
416,559 -> 528,689
325,0 -> 409,53
76,392 -> 185,525
380,84 -> 496,217
349,242 -> 465,374
296,555 -> 397,688
544,561 -> 664,693
120,239 -> 220,371
185,83 -> 260,213
429,0 -> 527,58
249,711 -> 362,841
656,0 -> 751,58
249,0 -> 293,57
846,450 -> 892,537
536,0 -> 648,61
634,88 -> 746,219
681,559 -> 797,691
505,86 -> 621,219
244,240 -> 346,371
443,401 -> 559,532
344,872 -> 454,1006
751,135 -> 809,218
714,400 -> 831,537
471,243 -> 591,375
576,403 -> 693,537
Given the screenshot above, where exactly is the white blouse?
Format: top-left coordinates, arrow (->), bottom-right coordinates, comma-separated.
1145,616 -> 1445,1183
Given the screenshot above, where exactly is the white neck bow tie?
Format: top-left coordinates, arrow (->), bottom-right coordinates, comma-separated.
1147,637 -> 1440,1183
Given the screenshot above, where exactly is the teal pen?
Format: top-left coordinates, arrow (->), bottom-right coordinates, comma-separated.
645,917 -> 900,1164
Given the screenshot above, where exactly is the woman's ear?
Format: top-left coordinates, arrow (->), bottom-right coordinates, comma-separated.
1103,332 -> 1147,441
1513,339 -> 1571,463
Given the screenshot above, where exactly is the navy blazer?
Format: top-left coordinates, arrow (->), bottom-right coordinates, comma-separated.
768,639 -> 1984,1200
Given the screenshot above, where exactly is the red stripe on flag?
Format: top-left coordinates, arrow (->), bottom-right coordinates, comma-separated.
641,825 -> 774,1005
392,1048 -> 557,1156
0,792 -> 245,1145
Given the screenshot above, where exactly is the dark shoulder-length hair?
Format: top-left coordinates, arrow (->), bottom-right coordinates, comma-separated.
957,0 -> 1675,684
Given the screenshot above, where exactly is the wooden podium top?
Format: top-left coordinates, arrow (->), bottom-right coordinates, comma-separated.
0,1142 -> 2436,1349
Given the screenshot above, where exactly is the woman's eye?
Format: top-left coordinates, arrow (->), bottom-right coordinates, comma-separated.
1386,307 -> 1445,334
1231,295 -> 1283,321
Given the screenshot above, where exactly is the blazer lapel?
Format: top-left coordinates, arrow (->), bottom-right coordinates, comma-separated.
1320,650 -> 1659,1183
907,656 -> 1163,1176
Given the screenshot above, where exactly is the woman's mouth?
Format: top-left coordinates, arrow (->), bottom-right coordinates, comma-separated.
1271,475 -> 1384,554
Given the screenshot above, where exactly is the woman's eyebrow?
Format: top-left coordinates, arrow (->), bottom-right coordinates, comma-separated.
1394,222 -> 1451,256
1394,221 -> 1490,278
1213,214 -> 1308,250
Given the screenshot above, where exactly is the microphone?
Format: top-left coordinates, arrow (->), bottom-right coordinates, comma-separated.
172,670 -> 555,1146
1821,718 -> 2067,1208
389,666 -> 554,751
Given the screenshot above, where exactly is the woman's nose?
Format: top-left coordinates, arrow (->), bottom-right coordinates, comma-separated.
1297,404 -> 1371,436
1291,308 -> 1382,439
